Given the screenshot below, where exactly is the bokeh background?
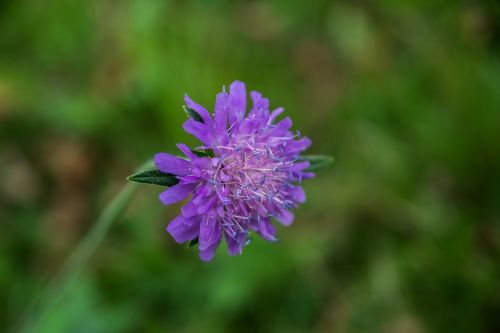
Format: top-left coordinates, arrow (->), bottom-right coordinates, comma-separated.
1,0 -> 500,332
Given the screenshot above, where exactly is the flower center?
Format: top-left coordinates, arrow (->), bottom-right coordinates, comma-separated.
213,136 -> 292,209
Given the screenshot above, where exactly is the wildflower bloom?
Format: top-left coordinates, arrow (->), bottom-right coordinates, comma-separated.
154,81 -> 314,261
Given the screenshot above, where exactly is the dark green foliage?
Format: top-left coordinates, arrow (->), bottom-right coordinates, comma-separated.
187,238 -> 199,248
127,169 -> 179,187
183,106 -> 204,124
191,148 -> 214,157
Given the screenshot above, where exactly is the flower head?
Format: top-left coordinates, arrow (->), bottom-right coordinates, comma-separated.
155,81 -> 314,261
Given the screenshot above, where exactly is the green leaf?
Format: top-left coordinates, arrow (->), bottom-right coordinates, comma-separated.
127,169 -> 179,187
301,154 -> 334,172
183,105 -> 204,123
191,148 -> 214,157
187,238 -> 199,248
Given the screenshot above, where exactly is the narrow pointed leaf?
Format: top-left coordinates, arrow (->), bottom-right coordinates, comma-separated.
127,169 -> 179,187
301,154 -> 334,172
183,106 -> 204,123
191,148 -> 214,157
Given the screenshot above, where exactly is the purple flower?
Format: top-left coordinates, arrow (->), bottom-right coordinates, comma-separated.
154,81 -> 314,261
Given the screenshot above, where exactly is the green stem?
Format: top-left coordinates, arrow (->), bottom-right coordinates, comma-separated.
15,160 -> 154,333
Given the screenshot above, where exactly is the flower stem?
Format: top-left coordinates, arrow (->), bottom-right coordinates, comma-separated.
15,160 -> 154,333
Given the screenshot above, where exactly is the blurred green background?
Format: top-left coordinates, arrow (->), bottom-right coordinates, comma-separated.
1,0 -> 500,332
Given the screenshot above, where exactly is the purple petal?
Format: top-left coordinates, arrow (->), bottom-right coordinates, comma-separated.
215,187 -> 230,205
183,118 -> 214,146
192,185 -> 212,204
269,117 -> 292,136
248,91 -> 270,119
225,232 -> 246,256
238,118 -> 259,135
288,185 -> 306,203
166,215 -> 199,243
290,161 -> 310,172
177,143 -> 197,160
159,183 -> 194,205
300,172 -> 315,179
154,153 -> 191,176
197,196 -> 217,214
216,204 -> 225,218
268,107 -> 284,124
255,217 -> 277,241
184,94 -> 213,126
285,137 -> 312,155
191,157 -> 211,170
177,175 -> 200,184
199,241 -> 220,262
275,208 -> 294,226
199,218 -> 221,251
214,92 -> 229,140
181,199 -> 198,217
229,81 -> 246,124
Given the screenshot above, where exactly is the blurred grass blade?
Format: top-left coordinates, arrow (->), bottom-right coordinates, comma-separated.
128,169 -> 179,187
183,105 -> 204,123
16,160 -> 154,333
302,154 -> 334,172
